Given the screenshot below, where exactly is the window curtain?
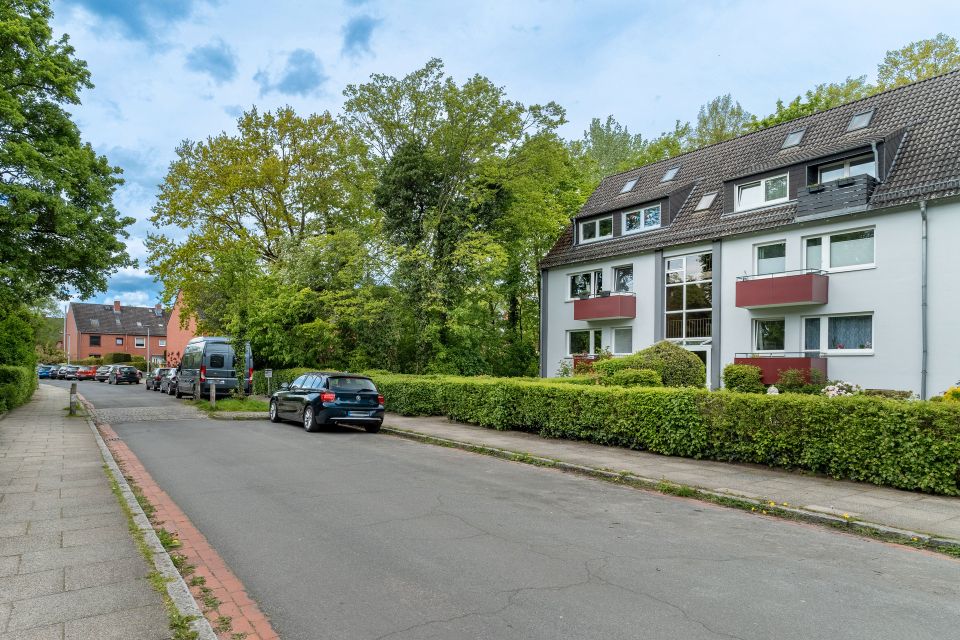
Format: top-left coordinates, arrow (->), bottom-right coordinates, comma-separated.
828,316 -> 872,349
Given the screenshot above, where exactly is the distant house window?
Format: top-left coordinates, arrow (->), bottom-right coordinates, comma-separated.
847,110 -> 874,131
817,154 -> 875,183
620,178 -> 637,193
159,340 -> 166,347
613,327 -> 633,355
89,335 -> 101,347
694,192 -> 717,211
735,173 -> 788,211
661,165 -> 680,182
754,318 -> 785,351
623,204 -> 661,234
135,337 -> 145,348
756,241 -> 786,275
613,265 -> 633,293
567,329 -> 602,356
115,337 -> 124,345
804,228 -> 875,271
569,270 -> 603,298
579,216 -> 613,243
782,129 -> 805,149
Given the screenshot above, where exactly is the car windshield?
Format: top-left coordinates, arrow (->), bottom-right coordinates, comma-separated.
327,377 -> 377,392
119,367 -> 136,373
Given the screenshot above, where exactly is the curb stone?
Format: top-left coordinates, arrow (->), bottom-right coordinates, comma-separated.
80,395 -> 218,640
381,425 -> 960,554
208,411 -> 269,421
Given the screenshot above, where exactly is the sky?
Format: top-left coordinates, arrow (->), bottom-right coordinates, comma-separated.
50,0 -> 960,311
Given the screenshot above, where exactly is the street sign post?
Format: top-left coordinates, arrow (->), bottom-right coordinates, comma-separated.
265,369 -> 273,396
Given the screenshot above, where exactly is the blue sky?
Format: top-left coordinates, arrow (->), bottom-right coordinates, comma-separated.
51,0 -> 960,310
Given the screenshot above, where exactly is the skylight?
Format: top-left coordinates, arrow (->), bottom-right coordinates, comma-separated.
695,192 -> 718,211
661,166 -> 680,182
782,129 -> 805,149
620,178 -> 637,194
847,110 -> 874,131
89,319 -> 99,327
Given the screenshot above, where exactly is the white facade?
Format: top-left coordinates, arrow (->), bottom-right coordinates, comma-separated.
541,197 -> 960,397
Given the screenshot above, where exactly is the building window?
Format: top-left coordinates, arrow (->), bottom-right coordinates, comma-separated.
159,340 -> 166,347
135,337 -> 145,348
613,265 -> 633,293
569,270 -> 603,298
579,217 -> 613,244
620,178 -> 637,193
847,110 -> 873,131
115,337 -> 124,346
754,318 -> 785,351
782,129 -> 805,149
818,154 -> 875,183
623,204 -> 661,234
665,252 -> 712,340
735,173 -> 788,211
804,228 -> 875,271
89,335 -> 101,347
756,242 -> 786,275
661,165 -> 680,182
694,192 -> 717,211
568,329 -> 602,356
613,327 -> 633,355
804,314 -> 873,353
89,354 -> 100,358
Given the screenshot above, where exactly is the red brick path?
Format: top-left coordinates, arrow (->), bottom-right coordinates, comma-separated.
95,416 -> 280,640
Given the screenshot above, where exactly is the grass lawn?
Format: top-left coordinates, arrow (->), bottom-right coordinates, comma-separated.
192,397 -> 270,412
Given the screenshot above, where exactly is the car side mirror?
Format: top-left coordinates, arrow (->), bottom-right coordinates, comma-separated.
279,382 -> 289,391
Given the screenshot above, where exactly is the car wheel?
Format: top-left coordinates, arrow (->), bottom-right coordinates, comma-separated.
303,406 -> 319,433
364,421 -> 382,434
269,400 -> 281,423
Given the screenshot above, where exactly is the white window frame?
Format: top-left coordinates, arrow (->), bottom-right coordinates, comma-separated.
612,327 -> 633,355
135,337 -> 146,348
803,226 -> 876,273
817,154 -> 876,183
754,240 -> 787,276
753,317 -> 786,353
802,313 -> 874,355
612,264 -> 634,293
579,216 -> 613,244
567,329 -> 603,356
568,270 -> 603,300
159,339 -> 166,347
622,204 -> 661,235
735,173 -> 789,212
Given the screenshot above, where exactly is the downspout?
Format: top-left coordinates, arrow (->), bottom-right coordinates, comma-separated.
920,200 -> 928,400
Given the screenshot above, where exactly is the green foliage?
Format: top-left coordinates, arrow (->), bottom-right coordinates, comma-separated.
722,364 -> 765,394
0,306 -> 37,370
877,33 -> 960,90
592,341 -> 705,388
251,367 -> 315,395
776,368 -> 827,394
367,373 -> 960,495
0,365 -> 36,413
103,352 -> 131,364
601,368 -> 662,388
943,386 -> 960,403
690,94 -> 752,148
748,77 -> 872,131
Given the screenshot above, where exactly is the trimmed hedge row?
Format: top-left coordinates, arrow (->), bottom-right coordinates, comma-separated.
0,365 -> 37,413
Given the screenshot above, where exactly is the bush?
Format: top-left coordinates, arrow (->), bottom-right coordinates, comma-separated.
364,372 -> 960,495
722,364 -> 764,393
592,340 -> 705,387
103,352 -> 131,364
863,389 -> 915,400
601,369 -> 662,388
943,387 -> 960,403
251,367 -> 315,395
776,368 -> 826,394
0,365 -> 37,413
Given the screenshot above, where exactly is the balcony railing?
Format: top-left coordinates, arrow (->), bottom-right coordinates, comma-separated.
796,174 -> 878,218
733,352 -> 828,385
735,269 -> 828,309
573,292 -> 636,321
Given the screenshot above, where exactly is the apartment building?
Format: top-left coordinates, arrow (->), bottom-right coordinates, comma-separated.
65,300 -> 169,364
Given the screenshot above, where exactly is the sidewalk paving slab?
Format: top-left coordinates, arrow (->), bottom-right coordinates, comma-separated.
382,412 -> 960,543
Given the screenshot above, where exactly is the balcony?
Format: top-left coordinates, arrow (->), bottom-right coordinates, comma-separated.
733,352 -> 828,385
735,270 -> 828,309
573,293 -> 636,321
796,174 -> 878,218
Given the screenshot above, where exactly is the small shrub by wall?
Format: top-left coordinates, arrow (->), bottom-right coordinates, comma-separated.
722,364 -> 764,394
601,368 -> 662,388
593,341 -> 705,387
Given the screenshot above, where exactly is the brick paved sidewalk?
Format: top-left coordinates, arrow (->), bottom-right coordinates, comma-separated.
383,414 -> 960,544
0,384 -> 170,639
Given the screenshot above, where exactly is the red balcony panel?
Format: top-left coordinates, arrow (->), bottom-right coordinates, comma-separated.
574,294 -> 636,321
735,273 -> 829,309
733,356 -> 828,385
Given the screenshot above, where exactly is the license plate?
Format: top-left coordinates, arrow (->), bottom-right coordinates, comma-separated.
348,411 -> 370,417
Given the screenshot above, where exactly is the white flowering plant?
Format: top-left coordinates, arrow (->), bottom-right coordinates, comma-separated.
821,380 -> 862,397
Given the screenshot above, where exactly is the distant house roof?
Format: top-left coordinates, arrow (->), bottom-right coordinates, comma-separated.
542,70 -> 960,269
70,302 -> 169,336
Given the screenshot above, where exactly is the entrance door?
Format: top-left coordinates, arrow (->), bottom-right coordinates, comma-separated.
684,346 -> 711,389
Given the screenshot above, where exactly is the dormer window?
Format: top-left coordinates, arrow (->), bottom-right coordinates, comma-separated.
782,129 -> 805,149
661,165 -> 680,182
818,154 -> 876,183
847,109 -> 874,131
695,192 -> 717,211
620,178 -> 638,194
735,173 -> 788,212
579,216 -> 612,244
623,204 -> 661,234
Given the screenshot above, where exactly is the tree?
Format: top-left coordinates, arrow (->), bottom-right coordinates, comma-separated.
877,33 -> 960,90
748,76 -> 872,131
572,116 -> 646,186
689,94 -> 752,148
0,0 -> 133,309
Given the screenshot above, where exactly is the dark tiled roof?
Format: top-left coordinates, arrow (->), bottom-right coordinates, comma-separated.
542,70 -> 960,268
70,302 -> 169,336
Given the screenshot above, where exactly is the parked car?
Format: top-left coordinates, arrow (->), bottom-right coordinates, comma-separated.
108,366 -> 140,385
55,365 -> 69,379
95,365 -> 113,382
37,365 -> 54,379
269,372 -> 384,433
76,366 -> 97,381
175,337 -> 253,399
146,367 -> 173,391
159,369 -> 178,395
62,365 -> 80,380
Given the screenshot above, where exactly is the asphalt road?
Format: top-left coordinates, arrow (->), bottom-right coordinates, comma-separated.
49,379 -> 960,640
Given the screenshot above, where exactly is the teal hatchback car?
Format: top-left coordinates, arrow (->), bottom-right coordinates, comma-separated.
269,372 -> 384,433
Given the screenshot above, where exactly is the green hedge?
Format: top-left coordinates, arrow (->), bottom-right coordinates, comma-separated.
722,364 -> 765,393
592,341 -> 705,387
0,365 -> 37,413
365,373 -> 960,495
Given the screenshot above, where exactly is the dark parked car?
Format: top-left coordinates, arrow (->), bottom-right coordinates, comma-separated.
175,337 -> 253,399
269,372 -> 384,433
37,365 -> 54,379
146,367 -> 173,391
108,366 -> 140,385
95,365 -> 113,382
76,366 -> 97,381
159,370 -> 178,395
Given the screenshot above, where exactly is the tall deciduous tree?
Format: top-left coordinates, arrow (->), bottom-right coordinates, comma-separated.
0,0 -> 133,308
877,33 -> 960,89
690,94 -> 752,148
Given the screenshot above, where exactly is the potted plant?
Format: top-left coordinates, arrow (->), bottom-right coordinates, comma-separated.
597,290 -> 611,298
